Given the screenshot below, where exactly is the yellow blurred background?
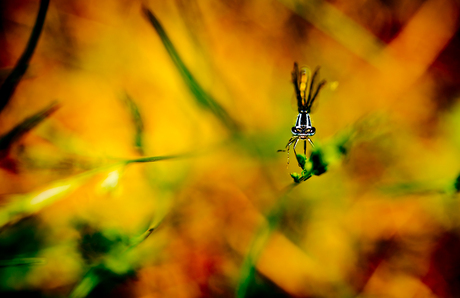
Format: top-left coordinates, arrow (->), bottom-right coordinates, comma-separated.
1,0 -> 460,297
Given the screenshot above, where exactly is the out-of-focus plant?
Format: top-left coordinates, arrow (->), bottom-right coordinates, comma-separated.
69,223 -> 155,298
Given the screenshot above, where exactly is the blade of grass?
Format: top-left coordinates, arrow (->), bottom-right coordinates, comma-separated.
0,257 -> 46,267
126,153 -> 188,164
69,271 -> 100,298
142,6 -> 239,133
121,93 -> 144,155
0,152 -> 190,229
0,102 -> 59,157
0,0 -> 50,112
0,164 -> 115,230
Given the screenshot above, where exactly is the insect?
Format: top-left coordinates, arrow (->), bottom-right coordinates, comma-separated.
279,62 -> 326,165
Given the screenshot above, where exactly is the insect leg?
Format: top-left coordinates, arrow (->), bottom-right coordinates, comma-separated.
286,137 -> 296,149
307,137 -> 315,147
277,137 -> 295,153
286,137 -> 297,165
292,138 -> 299,158
304,139 -> 307,155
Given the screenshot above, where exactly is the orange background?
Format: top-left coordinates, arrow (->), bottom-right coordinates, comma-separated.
1,0 -> 460,297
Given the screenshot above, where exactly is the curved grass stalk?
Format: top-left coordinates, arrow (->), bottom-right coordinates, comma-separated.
142,6 -> 240,133
0,0 -> 50,112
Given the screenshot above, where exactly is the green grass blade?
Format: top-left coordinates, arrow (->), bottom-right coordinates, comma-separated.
0,153 -> 185,229
142,7 -> 239,132
0,0 -> 50,112
126,154 -> 183,164
122,93 -> 144,155
69,271 -> 100,298
0,102 -> 59,155
0,258 -> 46,267
0,166 -> 110,229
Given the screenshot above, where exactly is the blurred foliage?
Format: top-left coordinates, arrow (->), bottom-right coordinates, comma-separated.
455,174 -> 460,193
0,217 -> 45,293
244,272 -> 291,298
70,223 -> 153,298
1,0 -> 460,297
142,6 -> 240,133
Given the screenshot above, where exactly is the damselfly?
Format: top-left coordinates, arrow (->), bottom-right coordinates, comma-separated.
278,62 -> 326,166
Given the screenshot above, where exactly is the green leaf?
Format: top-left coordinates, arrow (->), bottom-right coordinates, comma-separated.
0,0 -> 50,112
289,149 -> 327,183
142,6 -> 239,132
290,172 -> 302,183
310,150 -> 327,176
300,169 -> 312,181
295,154 -> 307,169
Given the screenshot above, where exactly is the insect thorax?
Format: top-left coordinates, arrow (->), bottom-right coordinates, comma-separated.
291,111 -> 316,137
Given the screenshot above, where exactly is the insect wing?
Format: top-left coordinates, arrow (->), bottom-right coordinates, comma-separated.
299,67 -> 311,107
